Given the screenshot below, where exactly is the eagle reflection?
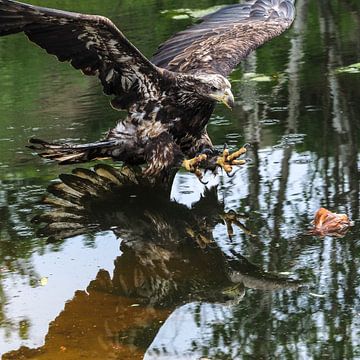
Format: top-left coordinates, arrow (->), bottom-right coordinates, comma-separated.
7,164 -> 303,358
34,164 -> 301,307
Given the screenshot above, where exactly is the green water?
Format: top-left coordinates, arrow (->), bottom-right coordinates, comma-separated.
1,0 -> 360,359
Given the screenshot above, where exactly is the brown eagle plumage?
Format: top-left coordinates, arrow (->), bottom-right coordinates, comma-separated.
0,0 -> 295,179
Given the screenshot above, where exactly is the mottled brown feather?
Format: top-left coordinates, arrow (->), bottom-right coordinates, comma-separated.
151,0 -> 295,76
0,0 -> 162,107
0,0 -> 296,180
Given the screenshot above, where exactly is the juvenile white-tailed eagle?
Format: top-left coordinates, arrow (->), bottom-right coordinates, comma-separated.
0,0 -> 295,179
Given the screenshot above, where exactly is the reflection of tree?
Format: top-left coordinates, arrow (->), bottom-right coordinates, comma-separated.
0,178 -> 47,339
162,0 -> 360,358
216,0 -> 360,358
316,2 -> 360,359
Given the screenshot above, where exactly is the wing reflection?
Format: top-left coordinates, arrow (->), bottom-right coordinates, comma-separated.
34,164 -> 301,304
1,165 -> 301,359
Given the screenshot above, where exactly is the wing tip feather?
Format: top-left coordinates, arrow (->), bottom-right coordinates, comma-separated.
152,0 -> 295,73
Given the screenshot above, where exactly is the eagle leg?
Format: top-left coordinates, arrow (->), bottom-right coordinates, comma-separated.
182,154 -> 207,181
143,133 -> 184,179
216,144 -> 249,174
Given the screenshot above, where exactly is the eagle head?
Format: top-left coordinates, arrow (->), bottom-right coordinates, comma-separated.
193,73 -> 235,109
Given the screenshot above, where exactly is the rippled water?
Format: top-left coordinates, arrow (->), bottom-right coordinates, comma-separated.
1,0 -> 360,359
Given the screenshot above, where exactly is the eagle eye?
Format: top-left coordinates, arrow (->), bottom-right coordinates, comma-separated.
210,86 -> 218,92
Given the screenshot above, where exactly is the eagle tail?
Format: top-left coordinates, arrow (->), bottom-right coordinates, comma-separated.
28,138 -> 118,164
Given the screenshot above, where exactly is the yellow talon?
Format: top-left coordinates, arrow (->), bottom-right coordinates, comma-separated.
216,145 -> 248,173
182,153 -> 207,171
227,146 -> 247,162
182,154 -> 207,180
231,159 -> 246,166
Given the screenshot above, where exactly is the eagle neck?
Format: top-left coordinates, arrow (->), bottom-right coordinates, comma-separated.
161,70 -> 216,131
173,73 -> 215,110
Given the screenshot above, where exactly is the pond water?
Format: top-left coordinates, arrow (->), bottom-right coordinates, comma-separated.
1,0 -> 360,359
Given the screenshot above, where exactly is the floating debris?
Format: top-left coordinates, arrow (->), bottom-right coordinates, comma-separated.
274,133 -> 306,148
293,154 -> 312,164
309,207 -> 354,237
304,105 -> 321,112
260,118 -> 280,126
242,72 -> 274,82
40,277 -> 48,286
278,272 -> 294,276
161,6 -> 225,20
335,62 -> 360,74
210,116 -> 231,126
270,106 -> 288,112
309,292 -> 326,298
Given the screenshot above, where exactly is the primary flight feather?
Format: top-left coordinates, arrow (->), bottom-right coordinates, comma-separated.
0,0 -> 295,180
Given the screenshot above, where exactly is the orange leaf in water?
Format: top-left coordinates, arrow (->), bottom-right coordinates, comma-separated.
310,207 -> 353,237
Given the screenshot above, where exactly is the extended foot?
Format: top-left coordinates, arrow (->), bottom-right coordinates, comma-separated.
216,144 -> 249,174
182,154 -> 207,180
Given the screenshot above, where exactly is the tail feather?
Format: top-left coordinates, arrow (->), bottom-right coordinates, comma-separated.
28,138 -> 117,164
42,151 -> 87,163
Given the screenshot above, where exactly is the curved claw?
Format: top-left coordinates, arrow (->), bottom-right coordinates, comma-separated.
226,168 -> 239,178
200,147 -> 219,157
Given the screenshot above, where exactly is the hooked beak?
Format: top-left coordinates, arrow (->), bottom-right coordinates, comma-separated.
211,89 -> 235,110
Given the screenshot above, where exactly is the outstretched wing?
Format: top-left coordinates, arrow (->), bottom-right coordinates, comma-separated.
151,0 -> 295,76
0,0 -> 162,109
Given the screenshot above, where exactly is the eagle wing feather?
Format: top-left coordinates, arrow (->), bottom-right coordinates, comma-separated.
0,0 -> 162,108
151,0 -> 295,76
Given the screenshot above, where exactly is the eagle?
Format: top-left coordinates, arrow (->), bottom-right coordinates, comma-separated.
0,0 -> 295,180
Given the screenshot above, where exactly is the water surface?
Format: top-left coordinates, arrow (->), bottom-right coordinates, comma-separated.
1,0 -> 360,359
